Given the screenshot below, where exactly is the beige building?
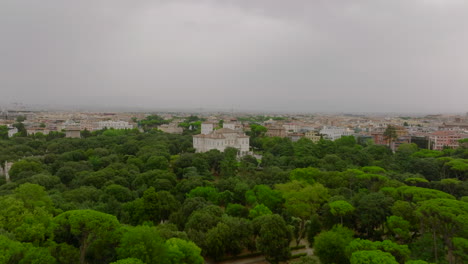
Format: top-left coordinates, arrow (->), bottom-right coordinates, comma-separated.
158,124 -> 183,134
64,127 -> 81,138
304,131 -> 322,143
266,125 -> 287,138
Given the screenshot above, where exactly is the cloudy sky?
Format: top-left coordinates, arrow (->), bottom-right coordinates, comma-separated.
1,0 -> 467,113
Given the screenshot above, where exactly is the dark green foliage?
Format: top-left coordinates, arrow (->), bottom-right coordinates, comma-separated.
116,225 -> 168,264
307,214 -> 322,246
143,188 -> 180,223
254,214 -> 292,264
52,210 -> 121,264
355,192 -> 394,238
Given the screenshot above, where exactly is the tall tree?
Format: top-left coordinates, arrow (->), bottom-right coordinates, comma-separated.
383,125 -> 398,149
276,180 -> 329,245
254,214 -> 291,264
143,188 -> 180,224
314,225 -> 354,264
329,200 -> 355,225
417,199 -> 468,264
166,238 -> 204,264
53,210 -> 121,264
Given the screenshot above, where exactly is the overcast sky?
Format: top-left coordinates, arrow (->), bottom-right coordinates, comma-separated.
1,0 -> 467,113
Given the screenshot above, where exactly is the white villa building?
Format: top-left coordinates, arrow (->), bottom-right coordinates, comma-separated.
97,121 -> 134,130
319,126 -> 355,141
193,123 -> 250,155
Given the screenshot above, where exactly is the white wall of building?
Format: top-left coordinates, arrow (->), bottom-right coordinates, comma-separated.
201,123 -> 214,135
97,121 -> 134,130
320,126 -> 355,141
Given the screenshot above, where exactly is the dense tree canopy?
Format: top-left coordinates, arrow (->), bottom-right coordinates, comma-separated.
0,123 -> 466,263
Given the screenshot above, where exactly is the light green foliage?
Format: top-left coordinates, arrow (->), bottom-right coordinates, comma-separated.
276,181 -> 329,219
249,204 -> 272,219
166,238 -> 204,264
446,159 -> 468,172
249,124 -> 267,137
0,235 -> 57,264
314,225 -> 354,264
404,261 -> 429,264
20,246 -> 57,264
0,190 -> 53,245
396,186 -> 455,202
361,166 -> 387,174
411,149 -> 443,158
117,225 -> 168,264
0,234 -> 25,264
13,206 -> 52,245
346,239 -> 410,263
386,215 -> 411,242
0,196 -> 29,231
111,258 -> 145,264
452,237 -> 468,264
247,184 -> 284,212
276,181 -> 329,245
187,186 -> 219,204
290,167 -> 320,184
350,250 -> 398,264
329,200 -> 355,225
14,183 -> 53,211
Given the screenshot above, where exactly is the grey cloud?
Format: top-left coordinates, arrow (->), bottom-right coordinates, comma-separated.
1,0 -> 467,113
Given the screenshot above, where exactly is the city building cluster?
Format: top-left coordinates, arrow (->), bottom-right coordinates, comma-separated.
1,106 -> 468,152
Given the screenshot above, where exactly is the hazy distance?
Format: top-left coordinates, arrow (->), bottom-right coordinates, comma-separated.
1,0 -> 467,113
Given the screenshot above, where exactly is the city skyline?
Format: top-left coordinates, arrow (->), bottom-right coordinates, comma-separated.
1,0 -> 468,113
